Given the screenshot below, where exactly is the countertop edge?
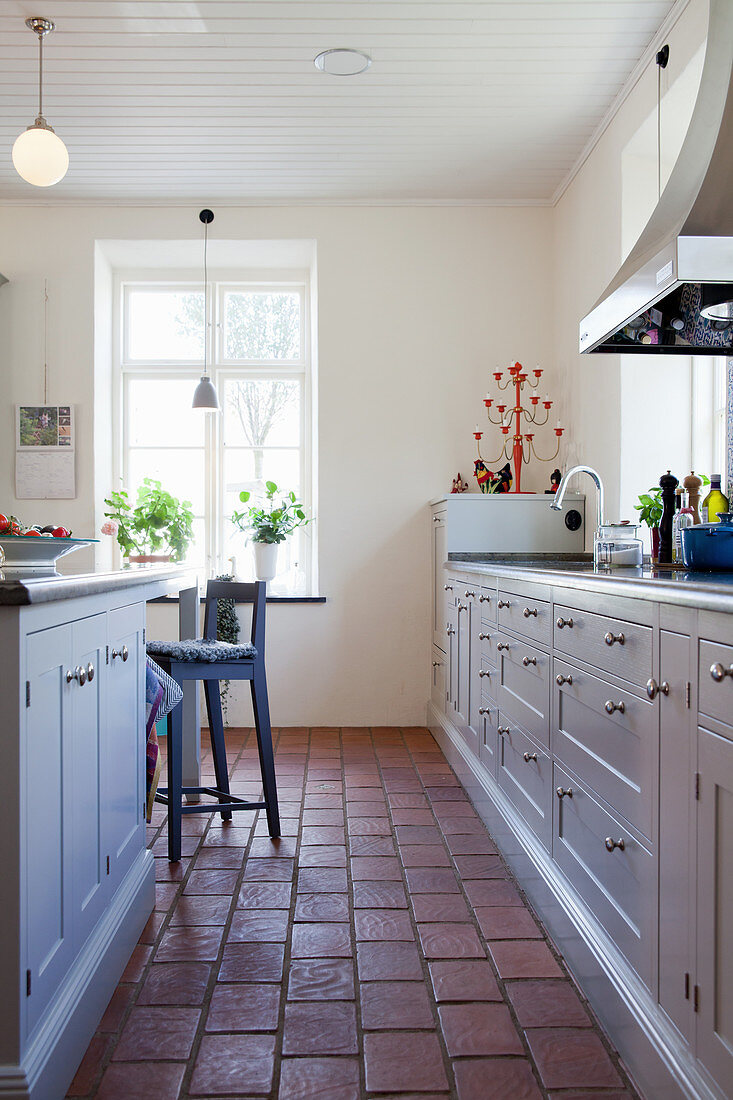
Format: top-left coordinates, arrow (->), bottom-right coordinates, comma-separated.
0,565 -> 198,606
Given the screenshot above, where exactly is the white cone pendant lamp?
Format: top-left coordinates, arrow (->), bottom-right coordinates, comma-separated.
12,18 -> 68,188
192,209 -> 220,412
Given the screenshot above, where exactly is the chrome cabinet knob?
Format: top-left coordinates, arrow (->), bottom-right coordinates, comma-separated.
464,590 -> 476,599
433,515 -> 441,522
556,673 -> 573,686
522,655 -> 537,667
478,632 -> 491,641
523,607 -> 538,618
112,645 -> 129,662
523,751 -> 538,763
87,662 -> 95,682
65,668 -> 74,684
604,700 -> 625,715
605,837 -> 625,853
66,666 -> 87,686
478,706 -> 491,716
478,669 -> 491,678
646,678 -> 669,699
604,631 -> 625,646
556,787 -> 573,799
710,662 -> 733,682
457,603 -> 467,613
498,600 -> 511,609
496,642 -> 510,652
479,594 -> 491,604
432,661 -> 440,668
444,584 -> 453,592
497,726 -> 510,736
446,626 -> 455,636
556,617 -> 574,629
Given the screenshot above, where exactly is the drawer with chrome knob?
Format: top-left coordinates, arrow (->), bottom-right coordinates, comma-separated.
457,602 -> 467,613
523,751 -> 538,763
111,644 -> 129,662
523,606 -> 538,618
604,700 -> 625,715
556,673 -> 573,686
446,625 -> 455,636
66,665 -> 87,686
444,584 -> 453,592
479,594 -> 492,604
432,661 -> 440,668
478,668 -> 492,678
710,662 -> 733,682
604,837 -> 625,853
478,706 -> 492,716
497,726 -> 511,736
556,616 -> 574,629
646,678 -> 669,699
522,655 -> 537,667
556,786 -> 573,799
496,641 -> 510,652
604,631 -> 625,646
478,632 -> 492,641
498,600 -> 511,609
464,590 -> 476,599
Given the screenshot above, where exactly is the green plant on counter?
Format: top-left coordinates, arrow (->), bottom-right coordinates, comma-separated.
231,481 -> 308,544
634,487 -> 663,529
103,478 -> 194,561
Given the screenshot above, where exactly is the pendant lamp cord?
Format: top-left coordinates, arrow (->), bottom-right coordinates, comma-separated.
37,29 -> 43,120
203,220 -> 209,378
43,278 -> 48,404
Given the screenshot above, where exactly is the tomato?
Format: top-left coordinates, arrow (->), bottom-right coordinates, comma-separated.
22,530 -> 41,536
52,526 -> 70,538
0,514 -> 8,530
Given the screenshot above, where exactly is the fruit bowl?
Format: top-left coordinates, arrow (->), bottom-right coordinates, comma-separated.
0,535 -> 98,573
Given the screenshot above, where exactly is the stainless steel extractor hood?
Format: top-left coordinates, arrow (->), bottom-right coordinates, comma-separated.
580,0 -> 733,355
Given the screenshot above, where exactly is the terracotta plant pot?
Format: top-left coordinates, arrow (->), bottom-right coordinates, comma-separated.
127,553 -> 173,564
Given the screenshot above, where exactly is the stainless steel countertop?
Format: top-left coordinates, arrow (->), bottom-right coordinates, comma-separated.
0,564 -> 197,606
445,556 -> 733,613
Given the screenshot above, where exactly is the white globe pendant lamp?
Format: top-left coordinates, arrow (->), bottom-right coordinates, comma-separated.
192,209 -> 220,412
12,18 -> 68,188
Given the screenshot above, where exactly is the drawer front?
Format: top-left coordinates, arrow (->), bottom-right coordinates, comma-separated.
443,576 -> 460,609
478,625 -> 501,669
497,718 -> 552,849
478,698 -> 499,777
553,659 -> 656,838
479,585 -> 498,625
699,638 -> 733,733
476,649 -> 498,701
497,633 -> 550,747
498,591 -> 552,647
553,765 -> 654,986
553,604 -> 652,687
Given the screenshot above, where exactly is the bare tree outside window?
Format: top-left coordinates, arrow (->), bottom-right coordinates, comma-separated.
227,379 -> 297,481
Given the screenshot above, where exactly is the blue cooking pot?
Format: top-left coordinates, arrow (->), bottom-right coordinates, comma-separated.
681,514 -> 733,570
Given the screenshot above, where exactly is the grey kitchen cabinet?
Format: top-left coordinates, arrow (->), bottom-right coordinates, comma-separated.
431,506 -> 447,651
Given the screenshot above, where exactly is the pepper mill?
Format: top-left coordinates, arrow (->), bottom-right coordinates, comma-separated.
683,471 -> 703,524
659,470 -> 679,564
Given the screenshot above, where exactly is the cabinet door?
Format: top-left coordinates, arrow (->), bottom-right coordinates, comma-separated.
658,631 -> 695,1042
25,623 -> 75,1035
696,726 -> 733,1093
431,510 -> 447,651
71,614 -> 109,949
105,605 -> 145,889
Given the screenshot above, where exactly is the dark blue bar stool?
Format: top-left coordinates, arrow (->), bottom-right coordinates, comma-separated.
147,580 -> 280,861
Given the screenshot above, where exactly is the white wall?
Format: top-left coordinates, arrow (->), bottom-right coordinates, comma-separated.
0,204 -> 553,725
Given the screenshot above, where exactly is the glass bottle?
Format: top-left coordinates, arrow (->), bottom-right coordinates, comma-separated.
673,491 -> 694,562
701,475 -> 730,524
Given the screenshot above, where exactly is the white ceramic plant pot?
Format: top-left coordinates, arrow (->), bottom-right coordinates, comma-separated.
253,541 -> 279,582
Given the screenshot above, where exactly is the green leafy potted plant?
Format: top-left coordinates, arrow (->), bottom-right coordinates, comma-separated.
634,487 -> 663,562
103,478 -> 194,563
231,481 -> 309,581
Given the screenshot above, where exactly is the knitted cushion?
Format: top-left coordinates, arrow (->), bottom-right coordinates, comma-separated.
146,638 -> 257,662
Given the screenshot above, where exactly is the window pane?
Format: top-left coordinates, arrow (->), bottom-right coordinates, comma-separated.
223,291 -> 301,360
128,448 -> 206,515
223,378 -> 301,448
223,448 -> 300,506
127,378 -> 205,447
127,289 -> 204,361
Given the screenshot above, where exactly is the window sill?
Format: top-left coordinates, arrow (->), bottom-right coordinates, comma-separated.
149,594 -> 327,604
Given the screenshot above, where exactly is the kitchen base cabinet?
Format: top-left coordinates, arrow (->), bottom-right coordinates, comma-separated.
428,554 -> 733,1100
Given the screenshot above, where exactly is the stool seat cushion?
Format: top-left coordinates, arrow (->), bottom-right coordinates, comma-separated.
146,638 -> 257,662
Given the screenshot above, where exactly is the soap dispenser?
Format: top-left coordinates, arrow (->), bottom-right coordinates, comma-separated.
658,471 -> 679,565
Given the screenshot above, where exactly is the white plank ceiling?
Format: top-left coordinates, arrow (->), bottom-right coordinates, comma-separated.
0,0 -> 676,204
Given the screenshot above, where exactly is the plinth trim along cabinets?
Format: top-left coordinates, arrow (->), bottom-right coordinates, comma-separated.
427,523 -> 733,1100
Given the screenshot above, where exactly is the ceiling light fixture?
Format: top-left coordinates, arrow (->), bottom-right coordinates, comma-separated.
12,17 -> 69,187
192,209 -> 220,412
314,48 -> 371,76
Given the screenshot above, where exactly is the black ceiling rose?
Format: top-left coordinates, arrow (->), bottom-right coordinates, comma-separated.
199,209 -> 214,224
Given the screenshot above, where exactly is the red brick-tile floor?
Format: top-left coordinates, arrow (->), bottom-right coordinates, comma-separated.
67,727 -> 638,1099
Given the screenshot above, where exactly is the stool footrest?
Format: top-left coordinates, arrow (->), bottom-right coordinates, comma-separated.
155,786 -> 267,814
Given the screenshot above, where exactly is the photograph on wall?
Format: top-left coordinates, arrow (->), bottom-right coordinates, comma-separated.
15,405 -> 76,498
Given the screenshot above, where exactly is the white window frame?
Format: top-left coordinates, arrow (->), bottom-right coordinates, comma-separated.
691,356 -> 728,481
114,270 -> 315,593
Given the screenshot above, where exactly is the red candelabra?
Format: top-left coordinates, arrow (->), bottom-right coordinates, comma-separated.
473,362 -> 564,494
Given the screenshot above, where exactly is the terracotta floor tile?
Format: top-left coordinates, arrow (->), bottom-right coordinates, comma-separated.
349,835 -> 396,857
247,837 -> 299,860
453,854 -> 507,878
429,960 -> 502,1003
138,911 -> 166,944
205,983 -> 280,1031
302,809 -> 345,826
426,787 -> 471,802
237,882 -> 293,910
112,1005 -> 200,1061
445,834 -> 498,856
301,825 -> 346,845
346,800 -> 390,817
294,892 -> 351,922
189,1033 -> 276,1095
525,1029 -> 623,1090
352,881 -> 409,909
278,1057 -> 361,1100
418,923 -> 486,959
304,794 -> 343,809
66,1034 -> 109,1095
465,879 -> 524,907
475,905 -> 542,940
287,959 -> 356,1001
439,817 -> 490,835
155,926 -> 223,962
121,944 -> 152,982
282,1001 -> 358,1055
98,983 -> 136,1030
411,894 -> 472,923
155,883 -> 180,910
183,869 -> 241,895
393,814 -> 440,831
218,943 -> 285,982
400,844 -> 451,867
453,1058 -> 543,1100
405,868 -> 461,894
193,846 -> 246,869
168,894 -> 232,926
355,909 -> 415,941
357,940 -> 423,981
297,867 -> 348,892
507,980 -> 592,1028
547,1091 -> 631,1099
299,845 -> 348,868
291,922 -> 352,958
96,1062 -> 186,1100
227,909 -> 290,943
346,816 -> 392,835
489,940 -> 563,979
138,963 -> 211,1005
242,858 -> 294,882
360,980 -> 434,1029
364,1032 -> 449,1093
350,855 -> 403,881
438,1002 -> 524,1056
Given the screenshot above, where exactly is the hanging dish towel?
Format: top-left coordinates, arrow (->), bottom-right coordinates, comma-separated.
145,657 -> 184,822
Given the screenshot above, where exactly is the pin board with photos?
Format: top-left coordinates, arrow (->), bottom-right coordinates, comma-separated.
15,405 -> 76,499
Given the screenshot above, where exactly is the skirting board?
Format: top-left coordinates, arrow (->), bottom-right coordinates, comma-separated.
426,700 -> 724,1100
0,850 -> 155,1100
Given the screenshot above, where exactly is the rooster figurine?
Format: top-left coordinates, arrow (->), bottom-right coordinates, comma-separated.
474,459 -> 493,494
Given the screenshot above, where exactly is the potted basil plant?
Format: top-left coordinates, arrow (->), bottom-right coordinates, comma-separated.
103,478 -> 195,563
231,481 -> 309,581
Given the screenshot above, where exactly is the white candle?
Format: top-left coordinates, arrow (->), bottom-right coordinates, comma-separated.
544,393 -> 550,403
474,423 -> 480,433
556,419 -> 561,429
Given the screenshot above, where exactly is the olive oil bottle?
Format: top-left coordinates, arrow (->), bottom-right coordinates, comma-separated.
701,475 -> 730,524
